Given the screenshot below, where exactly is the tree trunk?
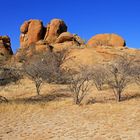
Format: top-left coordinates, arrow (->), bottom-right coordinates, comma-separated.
117,92 -> 121,102
36,86 -> 40,95
74,94 -> 80,105
35,82 -> 41,96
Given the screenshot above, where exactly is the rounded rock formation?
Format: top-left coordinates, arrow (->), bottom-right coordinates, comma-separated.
20,19 -> 44,48
55,32 -> 73,43
20,21 -> 30,34
0,35 -> 13,56
87,34 -> 126,47
28,20 -> 44,45
18,18 -> 86,58
44,19 -> 67,44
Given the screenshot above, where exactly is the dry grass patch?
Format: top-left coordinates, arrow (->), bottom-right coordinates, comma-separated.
0,78 -> 140,139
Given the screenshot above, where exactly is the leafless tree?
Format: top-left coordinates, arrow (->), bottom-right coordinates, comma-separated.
0,62 -> 22,104
106,54 -> 135,102
42,48 -> 71,84
135,67 -> 140,85
132,58 -> 140,85
23,49 -> 70,95
91,64 -> 107,90
23,53 -> 50,95
0,66 -> 22,86
68,65 -> 92,105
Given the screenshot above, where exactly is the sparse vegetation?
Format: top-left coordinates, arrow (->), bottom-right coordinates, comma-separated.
68,65 -> 92,105
0,47 -> 140,140
105,54 -> 135,102
22,48 -> 70,95
132,58 -> 140,85
90,64 -> 107,90
0,66 -> 21,86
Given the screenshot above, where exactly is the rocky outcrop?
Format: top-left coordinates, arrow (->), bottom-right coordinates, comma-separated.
20,19 -> 44,48
54,33 -> 85,51
19,18 -> 68,48
15,40 -> 53,62
20,21 -> 29,34
44,19 -> 67,44
18,19 -> 130,62
55,32 -> 85,45
55,32 -> 73,43
35,40 -> 53,53
87,34 -> 126,47
0,35 -> 13,57
19,18 -> 84,52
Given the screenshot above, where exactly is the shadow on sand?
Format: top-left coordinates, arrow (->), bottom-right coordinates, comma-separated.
11,88 -> 72,104
121,93 -> 140,101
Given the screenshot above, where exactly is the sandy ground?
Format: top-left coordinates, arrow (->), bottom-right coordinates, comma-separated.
0,79 -> 140,140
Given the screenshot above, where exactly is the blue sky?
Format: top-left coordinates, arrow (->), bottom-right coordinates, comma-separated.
0,0 -> 140,52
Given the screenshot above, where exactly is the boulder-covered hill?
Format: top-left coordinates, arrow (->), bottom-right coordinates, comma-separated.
0,18 -> 139,64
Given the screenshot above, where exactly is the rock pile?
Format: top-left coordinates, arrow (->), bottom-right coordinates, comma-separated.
19,19 -> 85,52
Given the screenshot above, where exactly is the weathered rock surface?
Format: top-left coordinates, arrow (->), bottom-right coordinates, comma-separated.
20,21 -> 29,34
16,40 -> 52,61
55,32 -> 73,43
19,18 -> 84,53
55,32 -> 85,46
35,40 -> 53,53
44,19 -> 67,44
17,18 -> 138,64
73,34 -> 85,45
0,35 -> 13,57
87,34 -> 126,47
20,20 -> 44,48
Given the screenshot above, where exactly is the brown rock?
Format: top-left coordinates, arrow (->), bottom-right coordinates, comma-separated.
0,35 -> 13,57
35,40 -> 53,52
53,41 -> 75,51
73,34 -> 85,45
55,32 -> 73,43
44,19 -> 67,44
20,19 -> 44,48
15,40 -> 53,62
27,20 -> 44,46
53,34 -> 85,50
20,21 -> 30,34
20,34 -> 28,48
87,33 -> 126,47
53,41 -> 85,51
35,44 -> 51,53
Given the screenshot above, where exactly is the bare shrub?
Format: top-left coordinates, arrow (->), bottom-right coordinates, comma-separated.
23,49 -> 70,95
0,66 -> 21,86
68,65 -> 92,105
91,64 -> 107,90
106,54 -> 135,102
23,53 -> 51,95
42,48 -> 71,84
132,58 -> 140,85
135,66 -> 140,85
